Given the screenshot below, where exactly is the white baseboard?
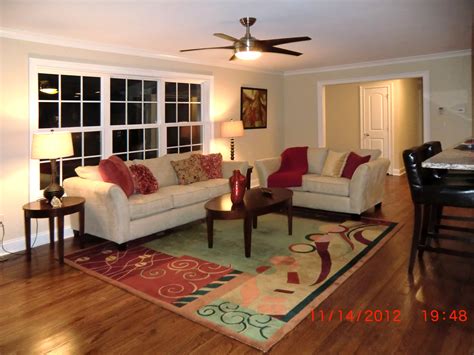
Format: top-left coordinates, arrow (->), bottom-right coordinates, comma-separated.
0,227 -> 74,256
391,167 -> 406,176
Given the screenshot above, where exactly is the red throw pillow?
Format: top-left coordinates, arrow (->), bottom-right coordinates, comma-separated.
341,152 -> 371,179
98,155 -> 135,197
194,153 -> 223,179
129,164 -> 159,194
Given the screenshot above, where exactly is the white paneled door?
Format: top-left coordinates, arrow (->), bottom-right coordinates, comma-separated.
360,83 -> 392,173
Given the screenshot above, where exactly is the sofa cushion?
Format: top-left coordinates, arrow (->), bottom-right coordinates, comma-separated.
128,191 -> 174,220
341,152 -> 371,179
307,148 -> 329,174
130,164 -> 159,194
171,155 -> 208,185
159,184 -> 209,208
321,150 -> 348,177
302,174 -> 350,197
75,165 -> 102,181
353,149 -> 381,161
192,178 -> 230,198
98,156 -> 135,197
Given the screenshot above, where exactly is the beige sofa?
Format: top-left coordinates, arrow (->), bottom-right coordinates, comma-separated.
64,151 -> 249,246
255,148 -> 390,216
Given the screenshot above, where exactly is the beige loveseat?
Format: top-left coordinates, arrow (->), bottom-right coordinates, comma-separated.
255,148 -> 390,216
64,152 -> 249,246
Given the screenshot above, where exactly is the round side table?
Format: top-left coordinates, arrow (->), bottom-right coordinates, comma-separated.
22,196 -> 85,264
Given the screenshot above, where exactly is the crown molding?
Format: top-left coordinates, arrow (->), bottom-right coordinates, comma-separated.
284,49 -> 472,76
0,27 -> 282,76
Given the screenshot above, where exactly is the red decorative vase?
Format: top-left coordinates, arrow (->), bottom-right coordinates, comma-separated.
229,169 -> 246,204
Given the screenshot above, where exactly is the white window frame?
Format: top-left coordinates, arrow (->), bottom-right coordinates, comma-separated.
29,58 -> 214,200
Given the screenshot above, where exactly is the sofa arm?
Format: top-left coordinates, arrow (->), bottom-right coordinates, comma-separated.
254,157 -> 281,187
63,177 -> 131,244
349,158 -> 390,213
222,160 -> 249,179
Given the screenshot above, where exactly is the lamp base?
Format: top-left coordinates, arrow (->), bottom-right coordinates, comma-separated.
43,183 -> 64,202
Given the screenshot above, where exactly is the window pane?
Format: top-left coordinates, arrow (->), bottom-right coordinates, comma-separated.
71,132 -> 82,158
84,131 -> 101,156
190,103 -> 201,122
111,78 -> 126,101
61,75 -> 81,101
167,147 -> 178,154
165,82 -> 176,101
129,129 -> 143,152
165,103 -> 176,123
111,103 -> 125,125
179,126 -> 191,146
167,127 -> 178,147
63,159 -> 82,180
39,102 -> 59,128
129,152 -> 143,160
128,80 -> 142,101
179,146 -> 191,153
144,81 -> 157,101
178,104 -> 189,122
178,83 -> 189,102
83,76 -> 101,101
84,157 -> 100,166
114,153 -> 128,161
128,103 -> 142,124
113,130 -> 127,153
144,103 -> 157,124
145,128 -> 158,149
145,150 -> 158,159
61,103 -> 81,127
192,125 -> 202,144
192,145 -> 202,152
38,73 -> 59,100
190,84 -> 201,102
83,103 -> 101,126
39,161 -> 52,189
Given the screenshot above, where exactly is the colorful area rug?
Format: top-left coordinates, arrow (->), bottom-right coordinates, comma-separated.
65,214 -> 398,352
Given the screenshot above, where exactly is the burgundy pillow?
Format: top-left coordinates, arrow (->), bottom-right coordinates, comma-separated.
129,164 -> 159,194
98,155 -> 134,197
341,152 -> 371,179
194,153 -> 223,179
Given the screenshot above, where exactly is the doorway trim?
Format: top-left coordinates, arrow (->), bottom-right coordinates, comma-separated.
316,70 -> 430,151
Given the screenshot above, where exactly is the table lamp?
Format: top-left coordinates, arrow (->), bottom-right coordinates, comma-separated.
31,130 -> 74,201
221,120 -> 244,160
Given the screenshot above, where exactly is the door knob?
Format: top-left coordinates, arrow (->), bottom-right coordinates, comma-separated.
364,133 -> 370,136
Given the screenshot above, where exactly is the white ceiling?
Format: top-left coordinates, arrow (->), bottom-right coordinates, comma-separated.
1,0 -> 472,74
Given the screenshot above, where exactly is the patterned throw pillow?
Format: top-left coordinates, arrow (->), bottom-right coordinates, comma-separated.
170,155 -> 208,185
129,164 -> 159,194
193,153 -> 223,179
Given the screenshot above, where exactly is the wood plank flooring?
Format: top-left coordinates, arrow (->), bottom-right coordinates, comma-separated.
0,176 -> 473,354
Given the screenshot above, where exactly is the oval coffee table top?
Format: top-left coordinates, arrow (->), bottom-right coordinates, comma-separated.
205,187 -> 292,217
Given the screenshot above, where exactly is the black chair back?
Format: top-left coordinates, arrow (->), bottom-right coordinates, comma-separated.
402,145 -> 437,203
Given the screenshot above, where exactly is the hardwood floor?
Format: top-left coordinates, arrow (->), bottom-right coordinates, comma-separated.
1,176 -> 473,354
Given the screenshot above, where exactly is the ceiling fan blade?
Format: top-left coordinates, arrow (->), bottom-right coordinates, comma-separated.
229,54 -> 237,61
263,47 -> 302,56
260,36 -> 311,47
214,33 -> 240,42
180,45 -> 234,52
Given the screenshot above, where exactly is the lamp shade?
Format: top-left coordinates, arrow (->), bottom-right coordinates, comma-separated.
221,120 -> 244,138
31,131 -> 74,159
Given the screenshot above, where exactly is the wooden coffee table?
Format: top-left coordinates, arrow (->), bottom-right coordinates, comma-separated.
204,187 -> 293,257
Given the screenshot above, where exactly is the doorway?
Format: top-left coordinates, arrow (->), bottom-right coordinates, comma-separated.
317,72 -> 429,175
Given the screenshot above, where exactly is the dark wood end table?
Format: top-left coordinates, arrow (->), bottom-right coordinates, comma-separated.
204,187 -> 293,257
22,196 -> 85,264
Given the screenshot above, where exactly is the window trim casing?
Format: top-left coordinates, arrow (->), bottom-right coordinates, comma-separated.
29,57 -> 214,201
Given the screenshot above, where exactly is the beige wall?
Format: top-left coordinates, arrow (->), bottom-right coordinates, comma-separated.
284,55 -> 472,151
325,78 -> 423,172
0,38 -> 284,243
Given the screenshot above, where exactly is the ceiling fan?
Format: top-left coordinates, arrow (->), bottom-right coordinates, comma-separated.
180,17 -> 311,61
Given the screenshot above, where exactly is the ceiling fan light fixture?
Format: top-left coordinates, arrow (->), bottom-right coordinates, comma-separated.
235,49 -> 262,60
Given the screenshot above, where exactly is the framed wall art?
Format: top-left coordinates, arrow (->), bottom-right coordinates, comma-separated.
240,87 -> 267,129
